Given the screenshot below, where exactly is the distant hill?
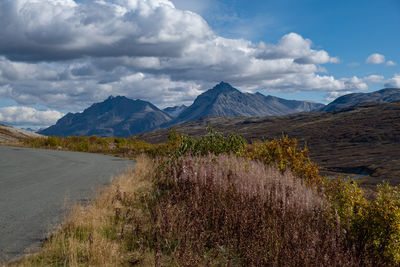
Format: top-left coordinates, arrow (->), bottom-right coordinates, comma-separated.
322,88 -> 400,112
138,101 -> 400,186
0,124 -> 43,143
40,96 -> 172,137
169,82 -> 324,125
163,105 -> 187,118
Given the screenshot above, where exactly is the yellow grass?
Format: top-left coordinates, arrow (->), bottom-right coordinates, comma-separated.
7,155 -> 155,267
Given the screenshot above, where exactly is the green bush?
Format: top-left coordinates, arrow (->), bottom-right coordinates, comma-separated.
45,136 -> 61,147
172,127 -> 246,158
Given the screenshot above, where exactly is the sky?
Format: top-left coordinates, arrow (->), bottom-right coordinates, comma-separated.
0,0 -> 399,129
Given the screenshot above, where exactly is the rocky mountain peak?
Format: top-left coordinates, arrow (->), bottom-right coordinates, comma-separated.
40,96 -> 171,137
168,82 -> 324,125
210,81 -> 238,94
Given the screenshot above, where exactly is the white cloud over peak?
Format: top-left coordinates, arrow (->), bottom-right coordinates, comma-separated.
385,74 -> 400,88
0,106 -> 64,126
324,75 -> 385,103
363,75 -> 384,84
339,76 -> 368,90
325,91 -> 353,103
366,53 -> 385,64
0,0 -> 389,127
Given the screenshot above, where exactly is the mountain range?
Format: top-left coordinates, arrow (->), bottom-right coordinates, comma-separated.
167,82 -> 324,125
39,82 -> 400,137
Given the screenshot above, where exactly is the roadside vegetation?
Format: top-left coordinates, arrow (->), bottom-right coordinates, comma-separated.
23,135 -> 155,157
9,129 -> 400,266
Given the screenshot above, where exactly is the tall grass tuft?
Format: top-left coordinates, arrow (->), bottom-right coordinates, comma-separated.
153,154 -> 367,266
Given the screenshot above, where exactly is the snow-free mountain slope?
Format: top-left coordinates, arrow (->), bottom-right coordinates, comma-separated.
40,96 -> 172,137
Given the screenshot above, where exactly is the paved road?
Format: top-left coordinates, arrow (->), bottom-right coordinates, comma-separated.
0,146 -> 133,263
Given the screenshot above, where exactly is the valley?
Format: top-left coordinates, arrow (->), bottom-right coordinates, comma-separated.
8,83 -> 400,187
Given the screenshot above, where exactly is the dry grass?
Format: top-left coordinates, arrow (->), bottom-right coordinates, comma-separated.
7,153 -> 372,266
154,154 -> 368,266
7,155 -> 155,267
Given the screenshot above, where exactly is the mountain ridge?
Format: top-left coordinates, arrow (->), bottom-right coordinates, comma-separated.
321,88 -> 400,112
163,105 -> 188,118
39,82 -> 326,137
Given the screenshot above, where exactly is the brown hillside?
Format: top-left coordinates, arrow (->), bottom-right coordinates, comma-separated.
137,102 -> 400,186
0,124 -> 44,144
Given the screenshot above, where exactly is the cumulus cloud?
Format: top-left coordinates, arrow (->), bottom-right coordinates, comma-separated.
256,33 -> 339,64
366,53 -> 385,64
384,74 -> 400,88
0,0 -> 386,127
324,75 -> 385,102
339,76 -> 368,90
338,75 -> 385,91
294,50 -> 340,65
363,75 -> 384,84
0,106 -> 64,126
365,54 -> 396,66
0,0 -> 212,61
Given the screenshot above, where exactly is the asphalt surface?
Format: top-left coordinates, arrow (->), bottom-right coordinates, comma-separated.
0,146 -> 133,263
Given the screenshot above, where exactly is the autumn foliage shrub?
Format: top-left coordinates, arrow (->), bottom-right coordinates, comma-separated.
348,183 -> 400,264
321,179 -> 400,265
163,130 -> 400,265
244,136 -> 322,186
322,178 -> 367,228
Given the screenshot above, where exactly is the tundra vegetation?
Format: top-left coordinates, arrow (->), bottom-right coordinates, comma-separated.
10,129 -> 400,266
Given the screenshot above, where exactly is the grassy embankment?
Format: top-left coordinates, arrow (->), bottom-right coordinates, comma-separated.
21,135 -> 157,158
9,129 -> 400,266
